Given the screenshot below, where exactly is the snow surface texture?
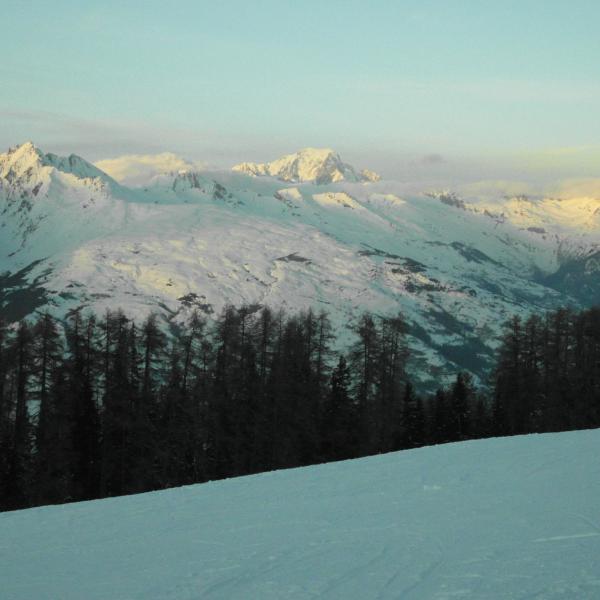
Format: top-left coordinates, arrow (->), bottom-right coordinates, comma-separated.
2,429 -> 600,599
1,143 -> 600,387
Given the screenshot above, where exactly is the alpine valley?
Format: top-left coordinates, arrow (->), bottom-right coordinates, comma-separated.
2,142 -> 599,389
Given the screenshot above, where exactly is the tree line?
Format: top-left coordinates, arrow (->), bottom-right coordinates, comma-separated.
0,304 -> 598,511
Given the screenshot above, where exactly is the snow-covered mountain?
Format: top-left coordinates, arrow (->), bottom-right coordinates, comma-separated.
1,142 -> 600,388
0,141 -> 111,184
232,147 -> 380,184
2,429 -> 598,599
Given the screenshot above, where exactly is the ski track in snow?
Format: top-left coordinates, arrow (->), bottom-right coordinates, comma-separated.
1,429 -> 600,599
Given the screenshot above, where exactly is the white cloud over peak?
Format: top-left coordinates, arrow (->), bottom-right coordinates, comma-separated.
550,178 -> 600,200
95,153 -> 208,186
455,178 -> 600,203
457,180 -> 539,201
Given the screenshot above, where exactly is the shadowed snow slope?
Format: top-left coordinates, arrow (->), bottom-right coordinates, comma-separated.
2,429 -> 599,599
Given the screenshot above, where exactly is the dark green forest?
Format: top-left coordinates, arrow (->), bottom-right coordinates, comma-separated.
1,304 -> 599,511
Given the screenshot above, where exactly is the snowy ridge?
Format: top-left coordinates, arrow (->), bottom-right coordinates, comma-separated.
0,141 -> 113,186
0,143 -> 124,260
232,147 -> 380,184
467,194 -> 600,249
1,142 -> 600,387
1,429 -> 599,599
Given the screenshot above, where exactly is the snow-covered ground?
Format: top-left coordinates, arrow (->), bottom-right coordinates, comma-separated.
2,429 -> 599,599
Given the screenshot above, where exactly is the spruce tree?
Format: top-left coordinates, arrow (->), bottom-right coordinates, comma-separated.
5,321 -> 34,509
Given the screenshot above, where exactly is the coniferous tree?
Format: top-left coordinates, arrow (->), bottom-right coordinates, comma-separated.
161,342 -> 192,486
32,312 -> 65,504
5,321 -> 34,509
349,313 -> 380,452
0,318 -> 12,508
100,310 -> 133,497
62,312 -> 102,501
211,305 -> 241,477
492,316 -> 522,435
543,308 -> 574,431
375,314 -> 407,452
429,388 -> 451,444
518,314 -> 544,432
0,318 -> 9,438
401,382 -> 425,448
448,372 -> 475,441
262,308 -> 287,471
250,307 -> 276,472
322,355 -> 354,460
130,313 -> 166,491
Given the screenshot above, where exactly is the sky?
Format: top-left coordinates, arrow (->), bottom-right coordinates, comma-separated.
1,0 -> 600,182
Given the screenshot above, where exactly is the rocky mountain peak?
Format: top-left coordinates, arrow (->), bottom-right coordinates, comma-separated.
233,148 -> 380,184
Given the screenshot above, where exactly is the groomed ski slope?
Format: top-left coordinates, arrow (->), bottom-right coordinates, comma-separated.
2,430 -> 599,599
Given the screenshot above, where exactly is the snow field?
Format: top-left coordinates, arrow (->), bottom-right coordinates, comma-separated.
1,429 -> 599,599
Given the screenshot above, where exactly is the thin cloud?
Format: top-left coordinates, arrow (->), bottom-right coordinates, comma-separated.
456,177 -> 600,202
419,153 -> 446,166
549,178 -> 600,199
0,109 -> 170,159
0,108 -> 292,168
516,145 -> 600,179
95,153 -> 209,186
347,78 -> 600,104
457,180 -> 540,201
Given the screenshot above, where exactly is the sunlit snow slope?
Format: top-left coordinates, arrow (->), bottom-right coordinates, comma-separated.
1,429 -> 599,599
2,142 -> 600,387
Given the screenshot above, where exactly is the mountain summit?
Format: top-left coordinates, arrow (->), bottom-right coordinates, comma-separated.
0,141 -> 111,184
232,148 -> 380,184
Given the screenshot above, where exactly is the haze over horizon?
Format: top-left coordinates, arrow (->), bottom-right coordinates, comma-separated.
2,1 -> 600,184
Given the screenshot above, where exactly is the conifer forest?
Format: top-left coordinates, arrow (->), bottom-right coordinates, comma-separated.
1,304 -> 599,511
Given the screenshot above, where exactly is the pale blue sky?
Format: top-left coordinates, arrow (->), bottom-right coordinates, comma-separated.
2,0 -> 600,179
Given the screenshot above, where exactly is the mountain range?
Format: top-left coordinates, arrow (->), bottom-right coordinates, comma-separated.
1,142 -> 599,389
